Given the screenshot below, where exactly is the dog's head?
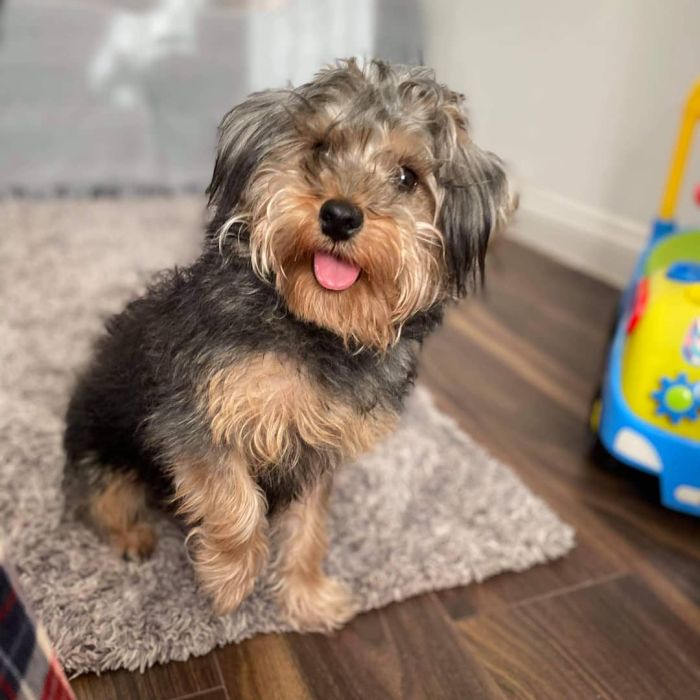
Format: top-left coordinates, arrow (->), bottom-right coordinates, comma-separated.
208,59 -> 513,350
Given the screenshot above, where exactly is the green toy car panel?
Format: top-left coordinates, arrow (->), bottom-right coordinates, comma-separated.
644,231 -> 700,275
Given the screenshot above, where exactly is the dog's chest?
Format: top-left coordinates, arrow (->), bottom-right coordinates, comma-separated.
204,353 -> 397,469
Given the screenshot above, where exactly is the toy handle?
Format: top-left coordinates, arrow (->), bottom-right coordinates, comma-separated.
659,81 -> 700,220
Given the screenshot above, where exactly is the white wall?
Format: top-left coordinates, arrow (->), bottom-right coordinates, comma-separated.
249,0 -> 375,90
423,0 -> 700,286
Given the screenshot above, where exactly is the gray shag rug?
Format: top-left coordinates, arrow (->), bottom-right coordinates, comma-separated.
0,198 -> 575,676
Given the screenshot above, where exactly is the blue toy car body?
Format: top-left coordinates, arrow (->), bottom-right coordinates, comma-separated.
595,225 -> 700,516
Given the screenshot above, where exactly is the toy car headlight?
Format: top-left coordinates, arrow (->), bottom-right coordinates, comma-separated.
612,428 -> 663,472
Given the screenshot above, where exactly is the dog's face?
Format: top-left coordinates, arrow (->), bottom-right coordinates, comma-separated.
208,60 -> 512,350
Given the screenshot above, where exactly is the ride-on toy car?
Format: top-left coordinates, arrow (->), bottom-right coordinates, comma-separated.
591,81 -> 700,517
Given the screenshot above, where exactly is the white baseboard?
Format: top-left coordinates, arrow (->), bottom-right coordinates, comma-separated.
509,188 -> 649,288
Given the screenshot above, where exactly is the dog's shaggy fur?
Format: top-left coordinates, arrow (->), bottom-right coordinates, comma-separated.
63,59 -> 513,630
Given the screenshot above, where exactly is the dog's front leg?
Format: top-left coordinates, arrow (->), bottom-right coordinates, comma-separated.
172,454 -> 269,615
272,474 -> 357,632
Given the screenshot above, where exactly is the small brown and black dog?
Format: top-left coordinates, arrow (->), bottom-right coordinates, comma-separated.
63,59 -> 513,632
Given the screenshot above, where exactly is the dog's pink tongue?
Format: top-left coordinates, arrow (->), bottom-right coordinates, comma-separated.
313,252 -> 361,291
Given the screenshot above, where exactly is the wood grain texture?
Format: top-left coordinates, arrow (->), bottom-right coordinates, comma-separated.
267,595 -> 507,700
214,634 -> 310,700
71,240 -> 700,700
70,653 -> 222,700
458,574 -> 700,700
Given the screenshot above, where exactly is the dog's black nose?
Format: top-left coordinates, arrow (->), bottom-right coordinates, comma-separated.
319,199 -> 363,241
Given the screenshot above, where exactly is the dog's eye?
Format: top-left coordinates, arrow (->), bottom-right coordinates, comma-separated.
396,166 -> 418,192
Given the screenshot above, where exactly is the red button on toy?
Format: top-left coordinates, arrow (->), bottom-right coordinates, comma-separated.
627,277 -> 649,334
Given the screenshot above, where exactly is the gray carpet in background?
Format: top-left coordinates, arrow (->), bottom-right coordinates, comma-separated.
0,198 -> 575,675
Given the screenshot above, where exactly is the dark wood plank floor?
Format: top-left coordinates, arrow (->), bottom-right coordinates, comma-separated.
71,240 -> 700,700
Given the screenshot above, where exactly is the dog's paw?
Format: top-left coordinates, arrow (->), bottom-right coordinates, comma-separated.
111,523 -> 157,562
207,572 -> 257,616
195,542 -> 267,616
279,575 -> 358,633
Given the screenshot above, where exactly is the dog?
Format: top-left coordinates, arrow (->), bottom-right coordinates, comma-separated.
63,59 -> 513,632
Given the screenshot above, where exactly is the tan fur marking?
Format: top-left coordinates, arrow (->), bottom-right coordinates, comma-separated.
89,472 -> 156,561
205,354 -> 397,467
273,477 -> 356,631
171,455 -> 269,615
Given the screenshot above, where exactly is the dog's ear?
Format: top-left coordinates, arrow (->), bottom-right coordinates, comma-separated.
437,142 -> 512,296
206,90 -> 292,237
